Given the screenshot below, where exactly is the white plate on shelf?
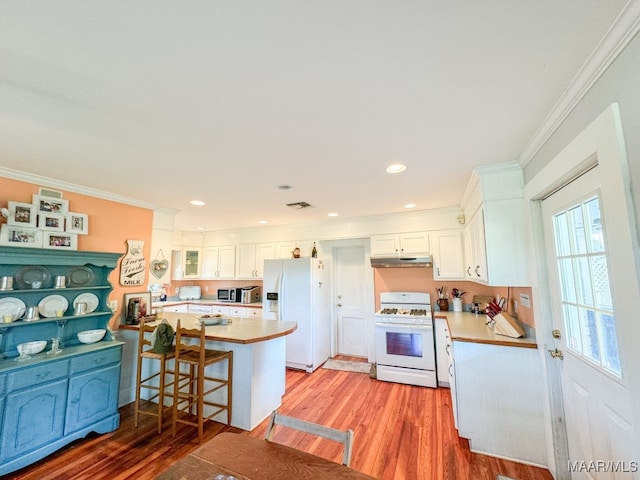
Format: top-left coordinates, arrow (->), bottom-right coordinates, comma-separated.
38,295 -> 69,318
0,297 -> 26,321
73,293 -> 99,314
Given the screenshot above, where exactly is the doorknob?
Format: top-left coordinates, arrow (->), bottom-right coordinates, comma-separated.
552,329 -> 561,339
337,303 -> 342,307
548,348 -> 564,360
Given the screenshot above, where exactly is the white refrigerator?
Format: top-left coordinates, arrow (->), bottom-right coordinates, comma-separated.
262,257 -> 330,372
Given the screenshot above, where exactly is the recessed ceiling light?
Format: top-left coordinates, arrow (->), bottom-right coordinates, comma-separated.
277,185 -> 294,191
195,226 -> 206,230
386,163 -> 407,174
258,220 -> 268,224
328,212 -> 338,217
190,200 -> 206,206
404,203 -> 417,209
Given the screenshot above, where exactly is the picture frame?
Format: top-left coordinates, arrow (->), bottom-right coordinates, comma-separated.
66,212 -> 89,235
6,201 -> 38,228
32,194 -> 69,215
38,212 -> 66,232
123,292 -> 151,324
43,232 -> 78,250
0,225 -> 42,247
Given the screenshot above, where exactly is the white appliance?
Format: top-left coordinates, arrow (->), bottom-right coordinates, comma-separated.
375,292 -> 436,388
262,258 -> 330,373
178,285 -> 201,300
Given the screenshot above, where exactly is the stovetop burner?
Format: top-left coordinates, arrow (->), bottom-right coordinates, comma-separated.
375,292 -> 432,325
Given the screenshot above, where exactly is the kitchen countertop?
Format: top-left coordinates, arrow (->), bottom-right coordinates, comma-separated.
435,311 -> 538,349
120,312 -> 296,345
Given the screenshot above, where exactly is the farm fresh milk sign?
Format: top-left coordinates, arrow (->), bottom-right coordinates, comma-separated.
120,239 -> 146,286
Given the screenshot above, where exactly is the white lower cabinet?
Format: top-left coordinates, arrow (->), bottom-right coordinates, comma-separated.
247,307 -> 263,317
451,340 -> 546,465
188,304 -> 214,315
162,304 -> 189,313
434,318 -> 450,387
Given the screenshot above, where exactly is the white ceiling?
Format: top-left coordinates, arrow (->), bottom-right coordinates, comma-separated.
0,1 -> 629,231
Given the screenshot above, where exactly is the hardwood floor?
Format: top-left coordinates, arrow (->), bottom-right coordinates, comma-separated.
9,359 -> 553,480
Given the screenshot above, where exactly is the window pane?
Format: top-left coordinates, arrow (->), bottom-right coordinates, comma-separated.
579,307 -> 600,363
569,206 -> 587,254
575,257 -> 593,306
585,197 -> 604,253
554,212 -> 571,256
552,193 -> 620,377
558,258 -> 576,303
600,312 -> 621,375
591,255 -> 612,311
564,304 -> 582,353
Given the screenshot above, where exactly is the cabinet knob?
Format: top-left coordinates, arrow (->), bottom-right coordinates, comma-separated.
475,266 -> 481,277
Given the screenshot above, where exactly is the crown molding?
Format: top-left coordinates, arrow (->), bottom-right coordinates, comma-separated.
518,0 -> 640,167
0,166 -> 176,213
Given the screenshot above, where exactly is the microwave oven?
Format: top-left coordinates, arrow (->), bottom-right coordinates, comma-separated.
217,288 -> 241,302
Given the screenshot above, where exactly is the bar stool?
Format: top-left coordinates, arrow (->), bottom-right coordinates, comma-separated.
134,318 -> 176,434
172,319 -> 233,444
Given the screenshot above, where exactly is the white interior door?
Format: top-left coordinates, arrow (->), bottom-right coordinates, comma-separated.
334,245 -> 368,357
542,167 -> 635,479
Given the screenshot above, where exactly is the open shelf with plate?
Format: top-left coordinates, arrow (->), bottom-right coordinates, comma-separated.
0,246 -> 124,476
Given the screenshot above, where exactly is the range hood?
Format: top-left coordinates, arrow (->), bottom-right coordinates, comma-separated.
370,256 -> 433,268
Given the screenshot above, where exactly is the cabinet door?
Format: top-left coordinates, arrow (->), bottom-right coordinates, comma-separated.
211,305 -> 230,315
188,304 -> 213,315
201,247 -> 220,279
65,364 -> 120,434
182,249 -> 201,278
254,243 -> 275,278
434,318 -> 451,387
235,245 -> 256,278
469,212 -> 487,282
1,380 -> 68,460
432,231 -> 465,280
217,245 -> 236,279
370,234 -> 400,256
247,307 -> 263,318
164,304 -> 189,313
228,306 -> 248,317
399,232 -> 430,255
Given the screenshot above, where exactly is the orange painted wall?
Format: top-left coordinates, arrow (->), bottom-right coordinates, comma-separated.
0,177 -> 154,328
373,267 -> 535,328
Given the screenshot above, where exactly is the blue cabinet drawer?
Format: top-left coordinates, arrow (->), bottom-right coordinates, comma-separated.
70,347 -> 121,375
6,361 -> 69,392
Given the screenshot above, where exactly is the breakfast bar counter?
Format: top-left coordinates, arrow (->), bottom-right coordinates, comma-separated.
119,313 -> 297,431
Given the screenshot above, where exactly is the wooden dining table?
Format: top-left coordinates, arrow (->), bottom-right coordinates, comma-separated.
155,432 -> 376,480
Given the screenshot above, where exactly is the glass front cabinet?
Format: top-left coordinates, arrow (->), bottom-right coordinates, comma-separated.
0,246 -> 123,476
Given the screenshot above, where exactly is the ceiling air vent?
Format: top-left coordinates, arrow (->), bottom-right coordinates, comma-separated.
286,201 -> 312,210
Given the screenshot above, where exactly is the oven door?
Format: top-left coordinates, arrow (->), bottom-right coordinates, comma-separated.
375,322 -> 435,370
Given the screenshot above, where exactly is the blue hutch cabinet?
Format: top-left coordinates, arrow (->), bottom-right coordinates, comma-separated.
0,246 -> 123,475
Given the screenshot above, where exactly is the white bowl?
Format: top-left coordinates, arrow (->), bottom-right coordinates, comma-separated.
77,329 -> 107,344
17,340 -> 47,355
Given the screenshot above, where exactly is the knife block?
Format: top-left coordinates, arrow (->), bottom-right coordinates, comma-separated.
492,312 -> 525,338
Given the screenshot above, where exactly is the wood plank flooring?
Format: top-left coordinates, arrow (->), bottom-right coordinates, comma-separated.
8,358 -> 553,480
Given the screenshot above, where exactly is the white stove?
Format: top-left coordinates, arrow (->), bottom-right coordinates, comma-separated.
375,292 -> 432,325
374,291 -> 436,388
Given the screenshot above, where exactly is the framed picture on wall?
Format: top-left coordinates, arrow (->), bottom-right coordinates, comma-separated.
6,201 -> 38,228
123,292 -> 151,324
43,232 -> 78,250
38,212 -> 65,232
0,225 -> 42,247
32,194 -> 69,215
66,212 -> 89,234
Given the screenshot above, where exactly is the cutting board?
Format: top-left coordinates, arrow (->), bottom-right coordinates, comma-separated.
472,295 -> 494,313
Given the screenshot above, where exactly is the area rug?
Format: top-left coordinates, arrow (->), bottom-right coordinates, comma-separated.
322,359 -> 372,374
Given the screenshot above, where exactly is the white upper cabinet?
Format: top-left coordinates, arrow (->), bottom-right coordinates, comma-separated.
236,243 -> 275,279
460,162 -> 530,286
171,248 -> 202,279
370,232 -> 430,257
202,245 -> 235,279
432,230 -> 465,280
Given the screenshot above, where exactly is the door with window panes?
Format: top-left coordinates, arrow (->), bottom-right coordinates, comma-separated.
542,167 -> 634,478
